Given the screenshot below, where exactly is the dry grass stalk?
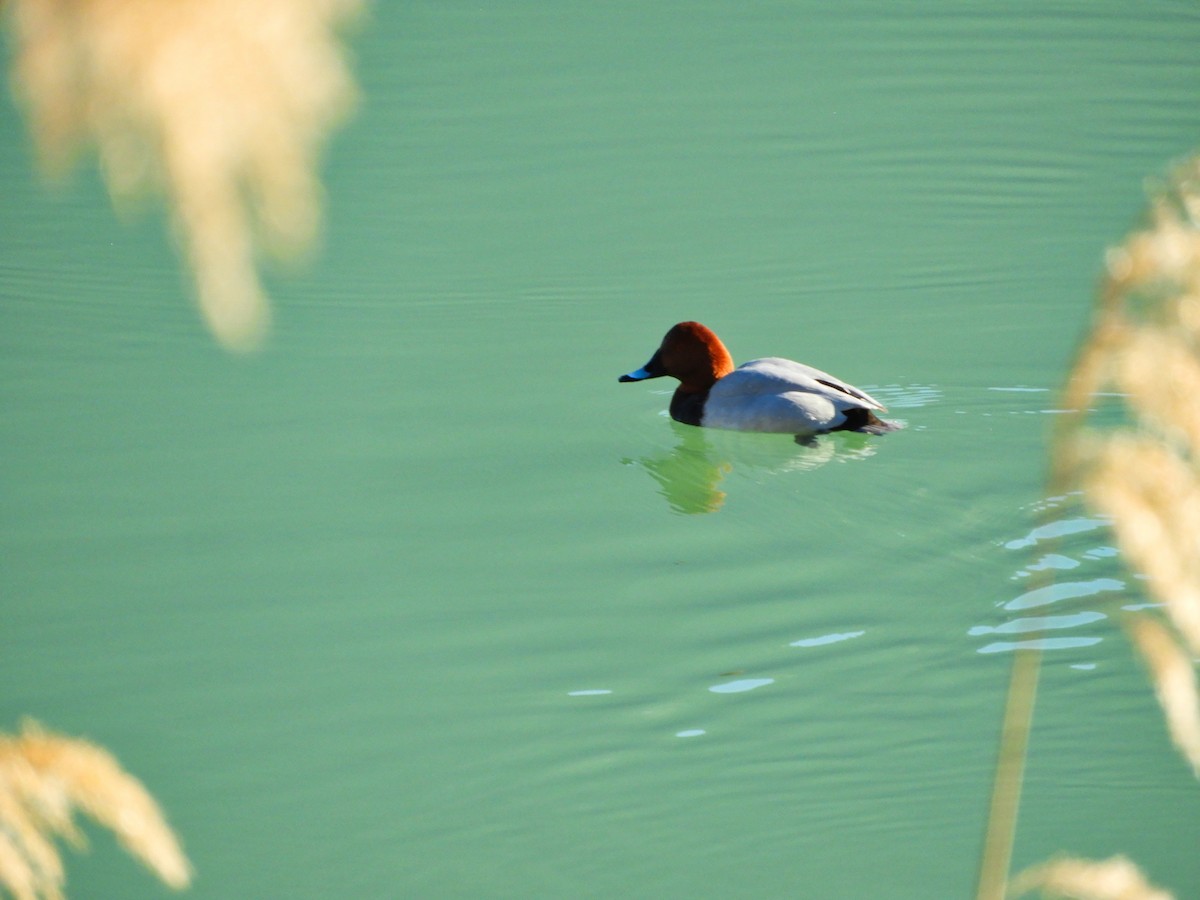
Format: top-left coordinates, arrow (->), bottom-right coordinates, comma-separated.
1009,855 -> 1173,900
979,157 -> 1200,899
976,644 -> 1043,900
0,719 -> 191,899
6,0 -> 362,350
1051,156 -> 1200,760
1077,436 -> 1200,653
1125,615 -> 1200,775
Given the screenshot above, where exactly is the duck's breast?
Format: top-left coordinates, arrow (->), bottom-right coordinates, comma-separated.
701,357 -> 883,433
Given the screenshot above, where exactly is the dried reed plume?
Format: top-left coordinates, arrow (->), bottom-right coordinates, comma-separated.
6,0 -> 362,350
1052,155 -> 1200,773
1009,855 -> 1173,900
978,157 -> 1200,899
0,719 -> 191,899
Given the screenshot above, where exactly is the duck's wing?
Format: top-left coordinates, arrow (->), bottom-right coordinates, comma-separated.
725,358 -> 887,411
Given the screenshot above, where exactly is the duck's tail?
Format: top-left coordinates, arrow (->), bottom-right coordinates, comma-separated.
839,408 -> 903,435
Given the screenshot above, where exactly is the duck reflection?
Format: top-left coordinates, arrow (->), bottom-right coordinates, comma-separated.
623,421 -> 878,514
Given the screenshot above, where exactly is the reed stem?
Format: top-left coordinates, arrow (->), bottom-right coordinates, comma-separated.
975,645 -> 1042,900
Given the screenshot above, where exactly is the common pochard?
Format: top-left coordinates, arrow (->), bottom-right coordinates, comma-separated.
619,321 -> 898,438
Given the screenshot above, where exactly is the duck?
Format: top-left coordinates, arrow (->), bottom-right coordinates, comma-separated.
619,321 -> 898,438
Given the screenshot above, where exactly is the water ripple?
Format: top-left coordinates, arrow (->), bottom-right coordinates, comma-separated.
708,678 -> 774,694
969,611 -> 1107,636
1014,553 -> 1079,577
1004,578 -> 1125,611
1004,516 -> 1110,550
977,636 -> 1103,654
790,630 -> 865,648
867,383 -> 943,409
976,502 -> 1125,657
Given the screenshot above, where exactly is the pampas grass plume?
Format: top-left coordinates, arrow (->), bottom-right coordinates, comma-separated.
0,719 -> 191,899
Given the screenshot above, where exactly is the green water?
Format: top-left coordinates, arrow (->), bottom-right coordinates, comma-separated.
3,1 -> 1199,896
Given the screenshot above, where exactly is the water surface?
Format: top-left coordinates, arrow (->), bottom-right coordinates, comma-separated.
3,1 -> 1199,896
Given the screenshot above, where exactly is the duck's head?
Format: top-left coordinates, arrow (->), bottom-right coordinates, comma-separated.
619,321 -> 736,391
